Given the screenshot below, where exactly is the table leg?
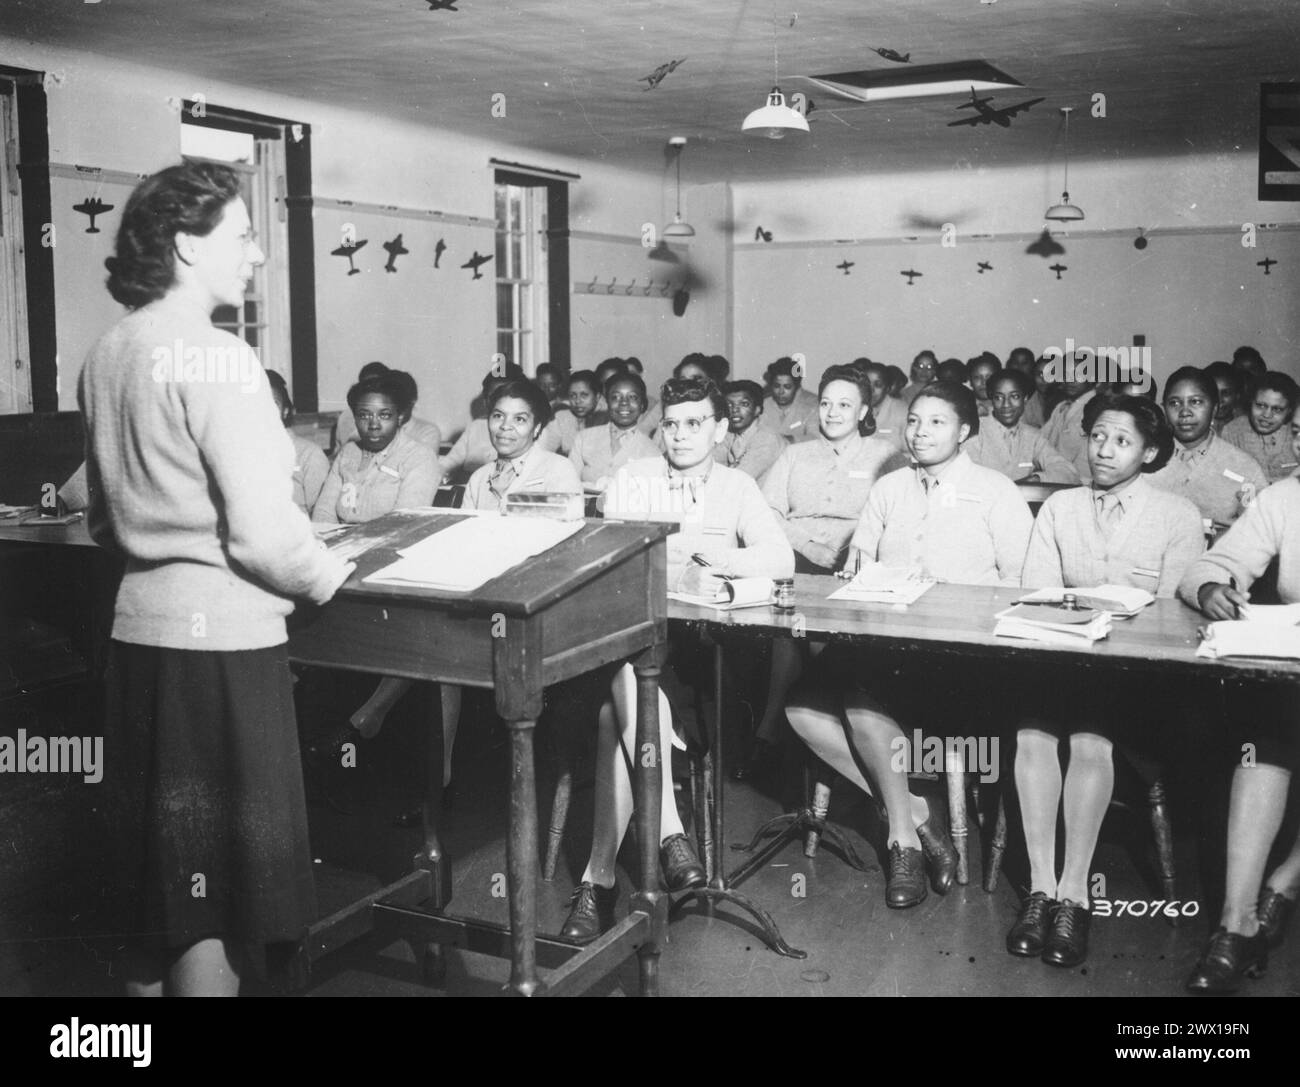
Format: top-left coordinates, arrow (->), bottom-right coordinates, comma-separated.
505,715 -> 541,996
945,761 -> 969,886
631,656 -> 664,997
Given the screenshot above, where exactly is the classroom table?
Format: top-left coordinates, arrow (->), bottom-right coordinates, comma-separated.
0,512 -> 675,998
667,575 -> 1300,910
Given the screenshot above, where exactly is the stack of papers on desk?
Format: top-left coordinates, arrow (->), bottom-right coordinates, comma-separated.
1197,604 -> 1300,660
669,577 -> 775,611
994,603 -> 1112,645
828,564 -> 935,605
363,514 -> 582,592
1014,584 -> 1154,617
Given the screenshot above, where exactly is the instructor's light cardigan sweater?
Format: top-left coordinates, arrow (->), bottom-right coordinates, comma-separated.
79,296 -> 349,651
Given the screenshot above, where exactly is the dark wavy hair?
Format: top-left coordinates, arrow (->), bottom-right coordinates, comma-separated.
763,356 -> 803,387
723,379 -> 765,404
910,380 -> 980,437
566,369 -> 599,396
487,378 -> 554,430
818,363 -> 876,437
1203,361 -> 1241,397
105,161 -> 244,309
1253,371 -> 1300,411
660,376 -> 727,420
346,373 -> 416,418
988,368 -> 1034,398
605,370 -> 648,406
1083,392 -> 1174,472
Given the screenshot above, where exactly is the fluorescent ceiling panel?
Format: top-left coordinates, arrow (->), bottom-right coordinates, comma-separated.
799,60 -> 1025,103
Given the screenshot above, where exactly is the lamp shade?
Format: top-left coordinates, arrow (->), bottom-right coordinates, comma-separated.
1045,193 -> 1085,221
662,214 -> 696,238
742,87 -> 810,139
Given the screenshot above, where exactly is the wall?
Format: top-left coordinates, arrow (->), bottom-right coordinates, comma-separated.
730,156 -> 1300,385
0,36 -> 731,436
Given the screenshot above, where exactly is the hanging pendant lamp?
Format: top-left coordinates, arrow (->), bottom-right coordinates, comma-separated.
1045,106 -> 1085,221
742,16 -> 809,139
662,136 -> 695,238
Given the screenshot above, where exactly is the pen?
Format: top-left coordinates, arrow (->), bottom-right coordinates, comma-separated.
1229,576 -> 1241,620
691,553 -> 712,568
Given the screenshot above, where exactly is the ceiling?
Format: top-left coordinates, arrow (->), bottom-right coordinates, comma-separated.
2,0 -> 1297,183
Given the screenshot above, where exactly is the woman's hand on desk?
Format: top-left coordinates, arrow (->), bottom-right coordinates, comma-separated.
676,565 -> 726,598
1197,582 -> 1251,621
801,541 -> 840,571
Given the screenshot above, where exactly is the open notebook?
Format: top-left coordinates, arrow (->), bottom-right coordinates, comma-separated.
669,577 -> 776,611
828,564 -> 935,605
362,515 -> 583,592
1013,584 -> 1154,618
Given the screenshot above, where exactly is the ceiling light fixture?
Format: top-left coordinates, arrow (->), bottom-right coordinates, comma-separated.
742,15 -> 809,139
662,136 -> 695,238
1045,106 -> 1085,222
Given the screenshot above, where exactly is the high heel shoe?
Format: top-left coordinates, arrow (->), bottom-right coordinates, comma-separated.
1185,928 -> 1268,994
1257,887 -> 1295,948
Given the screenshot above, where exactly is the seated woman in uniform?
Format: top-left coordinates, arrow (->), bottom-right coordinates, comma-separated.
539,369 -> 604,456
333,362 -> 441,450
785,382 -> 1033,909
1149,366 -> 1266,537
567,370 -> 659,495
963,369 -> 1078,484
1180,398 -> 1300,993
1008,394 -> 1204,969
858,361 -> 908,450
438,363 -> 526,483
1220,371 -> 1300,484
737,365 -> 905,780
757,356 -> 820,444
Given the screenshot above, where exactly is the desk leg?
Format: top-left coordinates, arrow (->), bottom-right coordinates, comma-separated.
945,761 -> 969,886
413,684 -> 451,985
504,715 -> 542,996
631,656 -> 665,997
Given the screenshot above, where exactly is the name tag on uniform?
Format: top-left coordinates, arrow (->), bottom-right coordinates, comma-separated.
521,478 -> 545,488
849,470 -> 875,479
1223,469 -> 1245,483
1283,462 -> 1300,470
876,428 -> 894,435
1017,462 -> 1035,469
1132,567 -> 1160,579
292,465 -> 303,475
703,526 -> 729,536
957,492 -> 984,503
789,420 -> 804,429
379,465 -> 400,478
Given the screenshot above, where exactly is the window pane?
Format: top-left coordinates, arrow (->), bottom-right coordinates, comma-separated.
509,188 -> 523,231
495,185 -> 507,228
496,283 -> 513,329
496,333 -> 513,365
511,232 -> 524,279
212,304 -> 238,330
495,228 -> 507,274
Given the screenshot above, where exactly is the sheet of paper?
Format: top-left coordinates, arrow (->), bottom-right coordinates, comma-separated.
829,564 -> 935,605
1015,584 -> 1153,616
364,514 -> 582,591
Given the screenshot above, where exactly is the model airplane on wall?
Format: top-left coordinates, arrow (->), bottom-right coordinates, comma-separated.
426,0 -> 460,11
947,87 -> 1044,128
73,196 -> 114,233
331,238 -> 367,275
641,58 -> 685,90
1258,257 -> 1278,275
1049,263 -> 1068,279
836,260 -> 855,275
434,238 -> 447,268
382,234 -> 408,273
977,261 -> 993,274
462,251 -> 493,279
901,269 -> 922,285
872,47 -> 910,63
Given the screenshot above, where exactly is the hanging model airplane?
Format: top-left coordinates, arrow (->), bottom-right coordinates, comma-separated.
641,58 -> 686,90
331,239 -> 367,275
871,47 -> 911,63
1258,257 -> 1277,275
425,0 -> 460,10
836,260 -> 855,275
434,238 -> 447,268
901,269 -> 922,285
461,251 -> 493,279
1049,263 -> 1068,280
382,234 -> 408,273
977,261 -> 993,274
73,196 -> 114,233
755,227 -> 773,242
947,87 -> 1045,128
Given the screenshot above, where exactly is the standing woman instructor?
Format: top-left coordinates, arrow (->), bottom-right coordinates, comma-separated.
81,162 -> 353,996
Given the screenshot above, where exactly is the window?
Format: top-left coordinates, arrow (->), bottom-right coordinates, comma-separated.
0,82 -> 31,413
494,182 -> 549,372
180,120 -> 290,378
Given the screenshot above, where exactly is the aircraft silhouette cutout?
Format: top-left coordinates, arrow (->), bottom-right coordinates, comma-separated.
977,261 -> 993,274
434,238 -> 447,268
836,260 -> 855,275
331,238 -> 367,275
426,0 -> 460,10
1049,263 -> 1068,280
901,269 -> 922,285
1025,229 -> 1066,258
755,226 -> 773,242
382,234 -> 408,273
1258,257 -> 1277,275
462,251 -> 493,279
948,87 -> 1045,128
73,196 -> 114,233
641,58 -> 685,90
872,47 -> 911,63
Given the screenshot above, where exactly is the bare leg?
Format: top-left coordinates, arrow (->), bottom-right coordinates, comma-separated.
754,640 -> 804,745
1057,733 -> 1113,905
1264,824 -> 1300,895
579,666 -> 679,888
1221,764 -> 1291,935
844,691 -> 925,849
123,947 -> 163,998
1015,728 -> 1062,897
350,676 -> 412,739
167,937 -> 240,997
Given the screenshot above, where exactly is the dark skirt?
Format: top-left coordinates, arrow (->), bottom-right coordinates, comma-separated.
102,640 -> 316,957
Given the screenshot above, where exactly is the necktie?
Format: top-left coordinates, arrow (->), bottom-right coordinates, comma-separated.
1178,446 -> 1198,465
727,435 -> 741,467
1097,492 -> 1122,535
489,458 -> 516,506
922,475 -> 936,495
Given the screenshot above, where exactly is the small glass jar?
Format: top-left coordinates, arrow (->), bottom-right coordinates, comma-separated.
773,577 -> 796,611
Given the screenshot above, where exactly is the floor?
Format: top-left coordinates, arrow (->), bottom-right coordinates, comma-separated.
4,669 -> 1298,1000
